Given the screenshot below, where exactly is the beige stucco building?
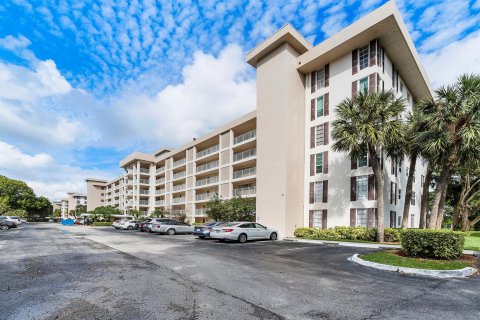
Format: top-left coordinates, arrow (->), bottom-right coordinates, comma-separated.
87,1 -> 431,237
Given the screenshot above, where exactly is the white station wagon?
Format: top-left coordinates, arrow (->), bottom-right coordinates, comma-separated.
210,222 -> 278,243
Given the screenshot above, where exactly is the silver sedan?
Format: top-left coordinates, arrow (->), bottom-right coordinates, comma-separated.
151,220 -> 194,235
210,222 -> 278,243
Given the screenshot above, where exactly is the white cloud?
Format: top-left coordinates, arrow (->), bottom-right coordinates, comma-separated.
0,141 -> 53,168
422,31 -> 480,88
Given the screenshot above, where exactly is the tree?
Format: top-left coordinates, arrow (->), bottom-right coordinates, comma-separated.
151,208 -> 166,218
171,209 -> 188,223
205,195 -> 228,221
92,206 -> 122,222
75,205 -> 87,213
415,74 -> 480,229
332,90 -> 406,242
52,208 -> 62,218
227,196 -> 256,221
128,209 -> 142,219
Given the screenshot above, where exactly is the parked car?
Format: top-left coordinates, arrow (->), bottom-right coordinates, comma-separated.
118,220 -> 138,230
151,220 -> 194,235
193,222 -> 226,239
135,219 -> 151,231
1,216 -> 21,225
0,217 -> 17,230
210,222 -> 278,243
145,218 -> 174,233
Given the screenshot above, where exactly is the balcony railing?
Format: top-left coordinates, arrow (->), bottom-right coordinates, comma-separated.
196,160 -> 219,173
139,190 -> 149,195
172,171 -> 186,180
195,208 -> 207,216
195,193 -> 216,201
196,144 -> 219,158
233,186 -> 256,196
156,166 -> 165,174
172,197 -> 186,204
155,177 -> 165,185
139,200 -> 149,206
139,168 -> 150,174
172,184 -> 186,192
233,167 -> 256,179
139,179 -> 150,184
155,200 -> 165,205
233,148 -> 256,162
196,176 -> 219,187
234,129 -> 256,145
173,158 -> 186,167
155,189 -> 165,195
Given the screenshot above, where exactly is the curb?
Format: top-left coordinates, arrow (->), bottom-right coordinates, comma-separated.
283,238 -> 400,249
349,254 -> 477,278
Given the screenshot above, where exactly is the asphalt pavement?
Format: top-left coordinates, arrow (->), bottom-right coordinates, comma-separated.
1,223 -> 479,320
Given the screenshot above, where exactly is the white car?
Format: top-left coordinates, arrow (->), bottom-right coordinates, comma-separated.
1,216 -> 22,225
210,222 -> 278,243
117,220 -> 138,230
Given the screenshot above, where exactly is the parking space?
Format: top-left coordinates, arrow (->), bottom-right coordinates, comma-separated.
1,224 -> 479,320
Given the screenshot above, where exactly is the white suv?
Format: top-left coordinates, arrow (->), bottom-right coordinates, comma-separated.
118,220 -> 138,230
0,216 -> 22,225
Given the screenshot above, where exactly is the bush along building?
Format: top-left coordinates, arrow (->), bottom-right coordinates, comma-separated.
87,1 -> 431,238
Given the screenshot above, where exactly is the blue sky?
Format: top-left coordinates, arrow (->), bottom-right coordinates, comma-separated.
0,0 -> 479,200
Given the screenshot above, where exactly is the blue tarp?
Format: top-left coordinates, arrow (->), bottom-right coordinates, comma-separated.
61,219 -> 74,226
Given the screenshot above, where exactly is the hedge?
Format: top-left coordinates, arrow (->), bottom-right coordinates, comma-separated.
401,229 -> 466,260
294,227 -> 402,243
92,222 -> 112,226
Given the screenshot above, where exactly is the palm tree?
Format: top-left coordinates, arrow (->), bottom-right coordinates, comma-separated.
415,74 -> 480,229
332,90 -> 406,242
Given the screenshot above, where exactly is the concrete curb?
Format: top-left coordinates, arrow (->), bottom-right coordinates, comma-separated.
349,254 -> 477,278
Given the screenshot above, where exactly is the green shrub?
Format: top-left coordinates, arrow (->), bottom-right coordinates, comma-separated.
294,227 -> 318,238
384,228 -> 401,242
294,226 -> 376,241
92,222 -> 112,226
401,229 -> 466,260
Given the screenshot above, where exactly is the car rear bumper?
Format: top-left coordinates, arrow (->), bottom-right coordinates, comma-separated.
193,230 -> 210,237
209,232 -> 237,240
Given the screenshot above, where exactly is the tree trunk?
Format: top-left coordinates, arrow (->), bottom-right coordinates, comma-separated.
401,153 -> 418,229
452,175 -> 466,230
435,185 -> 448,229
369,145 -> 384,242
428,166 -> 451,229
420,164 -> 432,229
460,206 -> 469,231
468,214 -> 480,230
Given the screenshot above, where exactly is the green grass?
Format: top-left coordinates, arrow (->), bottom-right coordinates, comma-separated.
361,251 -> 472,270
464,231 -> 480,251
299,237 -> 375,243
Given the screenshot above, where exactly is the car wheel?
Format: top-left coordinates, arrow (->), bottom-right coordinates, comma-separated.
270,232 -> 278,240
238,233 -> 247,243
127,226 -> 133,230
1,225 -> 9,230
167,228 -> 176,235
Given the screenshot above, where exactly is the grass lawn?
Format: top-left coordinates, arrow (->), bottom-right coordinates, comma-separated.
361,250 -> 474,270
464,231 -> 480,251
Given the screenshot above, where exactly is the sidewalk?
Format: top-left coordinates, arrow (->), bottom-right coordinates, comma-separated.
284,237 -> 478,255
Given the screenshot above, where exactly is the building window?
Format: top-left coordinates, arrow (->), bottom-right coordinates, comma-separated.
356,208 -> 367,227
356,176 -> 368,200
400,81 -> 404,94
398,189 -> 402,200
411,193 -> 416,206
413,170 -> 416,183
316,96 -> 324,118
315,153 -> 323,174
410,214 -> 415,228
316,125 -> 324,146
313,210 -> 323,229
421,175 -> 425,187
397,216 -> 402,228
314,182 -> 323,203
359,45 -> 369,70
316,68 -> 325,90
357,154 -> 368,168
359,77 -> 369,93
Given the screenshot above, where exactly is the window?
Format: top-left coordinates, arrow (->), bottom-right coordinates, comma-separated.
398,189 -> 402,200
357,154 -> 368,168
356,209 -> 367,227
411,193 -> 416,206
315,153 -> 323,174
316,68 -> 325,90
316,125 -> 324,146
313,210 -> 323,229
406,168 -> 409,177
421,175 -> 425,187
400,81 -> 404,94
397,216 -> 402,228
255,223 -> 265,229
359,45 -> 369,70
314,181 -> 323,203
316,96 -> 324,118
359,77 -> 369,93
356,176 -> 368,200
410,214 -> 415,228
413,170 -> 416,183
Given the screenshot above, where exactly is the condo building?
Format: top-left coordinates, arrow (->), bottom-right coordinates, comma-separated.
87,1 -> 431,237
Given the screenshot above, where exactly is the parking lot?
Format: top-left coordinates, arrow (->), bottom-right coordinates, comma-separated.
1,224 -> 479,320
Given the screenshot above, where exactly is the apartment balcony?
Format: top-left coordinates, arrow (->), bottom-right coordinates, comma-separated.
139,200 -> 149,206
139,179 -> 150,185
172,197 -> 186,204
139,168 -> 150,174
172,171 -> 186,180
196,144 -> 219,159
233,167 -> 256,180
156,166 -> 165,174
173,158 -> 186,168
155,200 -> 165,206
196,176 -> 219,187
234,129 -> 256,145
155,189 -> 165,195
233,148 -> 256,162
195,208 -> 207,216
196,160 -> 219,174
155,177 -> 165,185
139,190 -> 149,195
172,184 -> 186,192
233,186 -> 256,197
195,193 -> 216,202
